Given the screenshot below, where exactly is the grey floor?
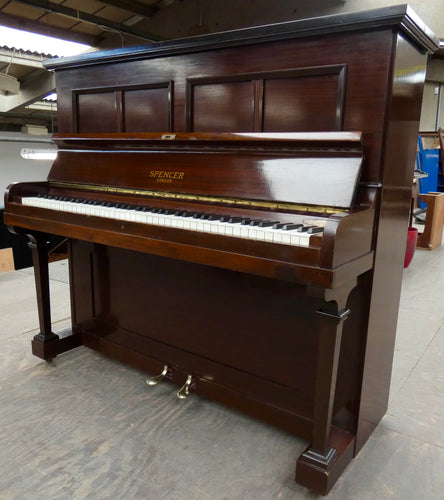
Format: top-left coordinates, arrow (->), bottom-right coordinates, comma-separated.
0,249 -> 444,500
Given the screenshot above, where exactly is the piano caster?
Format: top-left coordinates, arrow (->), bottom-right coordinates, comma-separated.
146,364 -> 170,386
177,375 -> 193,399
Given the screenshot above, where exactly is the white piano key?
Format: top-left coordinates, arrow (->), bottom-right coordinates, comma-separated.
21,196 -> 322,249
290,234 -> 300,245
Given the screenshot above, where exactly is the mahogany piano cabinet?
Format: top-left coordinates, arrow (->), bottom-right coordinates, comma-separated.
3,5 -> 438,495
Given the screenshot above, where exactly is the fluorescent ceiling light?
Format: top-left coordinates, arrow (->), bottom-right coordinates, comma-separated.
0,26 -> 91,57
21,148 -> 57,160
440,40 -> 444,47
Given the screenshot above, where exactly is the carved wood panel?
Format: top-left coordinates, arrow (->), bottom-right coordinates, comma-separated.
186,65 -> 347,133
76,91 -> 118,133
73,82 -> 173,133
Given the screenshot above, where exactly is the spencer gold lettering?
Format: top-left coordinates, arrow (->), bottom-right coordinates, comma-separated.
149,170 -> 185,181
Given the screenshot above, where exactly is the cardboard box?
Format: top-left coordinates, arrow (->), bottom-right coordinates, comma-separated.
0,248 -> 14,273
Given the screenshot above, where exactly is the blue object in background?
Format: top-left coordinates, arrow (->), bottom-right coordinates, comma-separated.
417,136 -> 440,209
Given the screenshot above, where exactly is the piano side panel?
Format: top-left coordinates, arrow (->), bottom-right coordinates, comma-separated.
355,34 -> 428,452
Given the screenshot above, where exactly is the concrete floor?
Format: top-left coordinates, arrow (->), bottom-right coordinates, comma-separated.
0,248 -> 444,500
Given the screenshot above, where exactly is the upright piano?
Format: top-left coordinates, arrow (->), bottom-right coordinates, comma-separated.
3,5 -> 438,495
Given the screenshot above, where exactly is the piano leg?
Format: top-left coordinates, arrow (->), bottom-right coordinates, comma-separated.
296,282 -> 357,495
27,233 -> 81,361
27,233 -> 60,360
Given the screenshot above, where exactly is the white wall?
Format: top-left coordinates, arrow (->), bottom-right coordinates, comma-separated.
0,133 -> 55,209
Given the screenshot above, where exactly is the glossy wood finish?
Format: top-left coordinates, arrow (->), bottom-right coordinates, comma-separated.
4,5 -> 438,496
49,133 -> 363,209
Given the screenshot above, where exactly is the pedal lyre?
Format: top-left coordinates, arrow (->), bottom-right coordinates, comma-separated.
177,375 -> 193,399
146,365 -> 169,386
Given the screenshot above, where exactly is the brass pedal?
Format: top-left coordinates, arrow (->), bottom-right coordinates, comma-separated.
146,365 -> 169,386
176,374 -> 193,399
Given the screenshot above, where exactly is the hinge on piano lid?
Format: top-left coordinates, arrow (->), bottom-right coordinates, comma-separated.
161,134 -> 176,140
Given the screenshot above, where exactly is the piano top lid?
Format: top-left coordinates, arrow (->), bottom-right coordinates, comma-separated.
44,4 -> 439,71
52,131 -> 363,150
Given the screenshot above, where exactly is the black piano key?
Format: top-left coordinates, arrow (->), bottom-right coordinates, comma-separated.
249,219 -> 264,226
298,225 -> 316,232
200,213 -> 217,220
258,220 -> 280,227
180,211 -> 195,217
218,215 -> 232,222
227,217 -> 243,223
282,223 -> 303,231
307,226 -> 324,234
192,212 -> 205,218
240,218 -> 253,225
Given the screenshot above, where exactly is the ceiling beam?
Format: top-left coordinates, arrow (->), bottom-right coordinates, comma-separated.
13,0 -> 165,41
0,48 -> 47,69
0,12 -> 98,46
99,0 -> 158,19
0,70 -> 55,112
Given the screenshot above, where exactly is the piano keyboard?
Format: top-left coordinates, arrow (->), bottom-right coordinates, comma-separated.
22,195 -> 323,247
